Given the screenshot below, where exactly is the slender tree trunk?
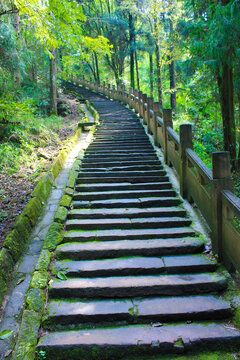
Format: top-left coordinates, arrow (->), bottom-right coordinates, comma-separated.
129,12 -> 135,89
155,40 -> 163,115
237,86 -> 240,168
50,48 -> 58,115
135,50 -> 140,90
94,52 -> 100,84
169,59 -> 176,111
14,11 -> 21,89
217,65 -> 236,167
149,52 -> 153,97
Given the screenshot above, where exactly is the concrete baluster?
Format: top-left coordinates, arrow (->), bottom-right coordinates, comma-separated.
142,94 -> 147,124
163,109 -> 173,164
153,103 -> 161,146
211,152 -> 233,257
180,124 -> 193,198
147,97 -> 153,134
129,88 -> 133,109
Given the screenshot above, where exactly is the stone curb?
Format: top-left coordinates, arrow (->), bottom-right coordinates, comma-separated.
9,100 -> 97,360
0,104 -> 93,306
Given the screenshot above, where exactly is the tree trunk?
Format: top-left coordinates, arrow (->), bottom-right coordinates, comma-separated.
14,11 -> 21,89
155,40 -> 163,116
135,50 -> 140,90
217,64 -> 236,167
50,48 -> 58,115
149,52 -> 153,97
129,12 -> 135,89
169,59 -> 176,111
94,51 -> 100,84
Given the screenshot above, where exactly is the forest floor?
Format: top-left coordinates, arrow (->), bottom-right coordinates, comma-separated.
0,94 -> 84,249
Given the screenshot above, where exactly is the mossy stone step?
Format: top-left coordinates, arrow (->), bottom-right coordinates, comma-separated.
81,160 -> 162,168
65,217 -> 191,231
37,323 -> 240,359
73,189 -> 176,201
63,227 -> 195,243
72,196 -> 180,209
75,176 -> 169,184
80,165 -> 164,171
68,207 -> 187,220
52,254 -> 216,278
49,273 -> 227,298
56,238 -> 204,260
74,182 -> 172,192
45,295 -> 231,326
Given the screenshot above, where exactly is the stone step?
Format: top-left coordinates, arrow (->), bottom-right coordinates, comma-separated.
45,295 -> 231,326
78,170 -> 166,178
75,182 -> 172,192
87,143 -> 153,148
81,160 -> 161,168
73,189 -> 176,201
49,273 -> 227,298
56,238 -> 204,260
63,227 -> 195,243
82,154 -> 158,160
65,217 -> 191,231
84,150 -> 156,155
91,139 -> 151,144
75,176 -> 169,184
72,197 -> 181,209
68,207 -> 187,220
80,165 -> 164,171
37,323 -> 240,359
52,254 -> 216,278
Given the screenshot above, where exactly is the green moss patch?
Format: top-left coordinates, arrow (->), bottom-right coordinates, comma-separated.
54,206 -> 68,223
0,248 -> 14,303
13,215 -> 32,244
30,270 -> 49,289
32,173 -> 54,204
3,229 -> 23,261
35,250 -> 52,271
21,197 -> 43,227
66,170 -> 78,189
43,222 -> 64,251
59,194 -> 72,209
11,310 -> 40,360
25,288 -> 46,313
65,187 -> 74,196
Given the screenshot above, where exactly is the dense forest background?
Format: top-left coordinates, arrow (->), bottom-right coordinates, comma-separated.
0,0 -> 240,222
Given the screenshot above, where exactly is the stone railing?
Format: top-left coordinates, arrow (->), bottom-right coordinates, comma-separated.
77,77 -> 240,273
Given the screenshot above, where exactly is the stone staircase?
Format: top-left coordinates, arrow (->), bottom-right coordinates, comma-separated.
37,86 -> 240,359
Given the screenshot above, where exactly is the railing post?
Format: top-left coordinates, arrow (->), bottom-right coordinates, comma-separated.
122,85 -> 126,104
147,97 -> 153,134
163,109 -> 173,164
211,152 -> 233,256
112,85 -> 116,100
103,81 -> 106,96
129,88 -> 133,109
153,102 -> 161,146
138,91 -> 143,117
134,90 -> 138,113
180,124 -> 193,198
142,94 -> 147,124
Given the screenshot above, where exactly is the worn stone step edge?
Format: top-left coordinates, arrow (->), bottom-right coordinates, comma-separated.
68,207 -> 187,219
44,295 -> 231,326
74,182 -> 172,192
52,254 -> 217,278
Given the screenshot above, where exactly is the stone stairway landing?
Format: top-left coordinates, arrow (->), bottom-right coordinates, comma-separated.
37,86 -> 240,359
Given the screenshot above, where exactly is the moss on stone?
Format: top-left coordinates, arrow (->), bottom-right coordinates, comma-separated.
3,229 -> 23,261
0,248 -> 14,303
21,197 -> 43,227
59,194 -> 72,209
66,170 -> 78,189
30,270 -> 49,289
11,310 -> 40,360
35,250 -> 52,271
65,187 -> 74,196
43,222 -> 64,251
32,173 -> 54,204
13,214 -> 32,243
25,288 -> 46,313
54,206 -> 68,224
